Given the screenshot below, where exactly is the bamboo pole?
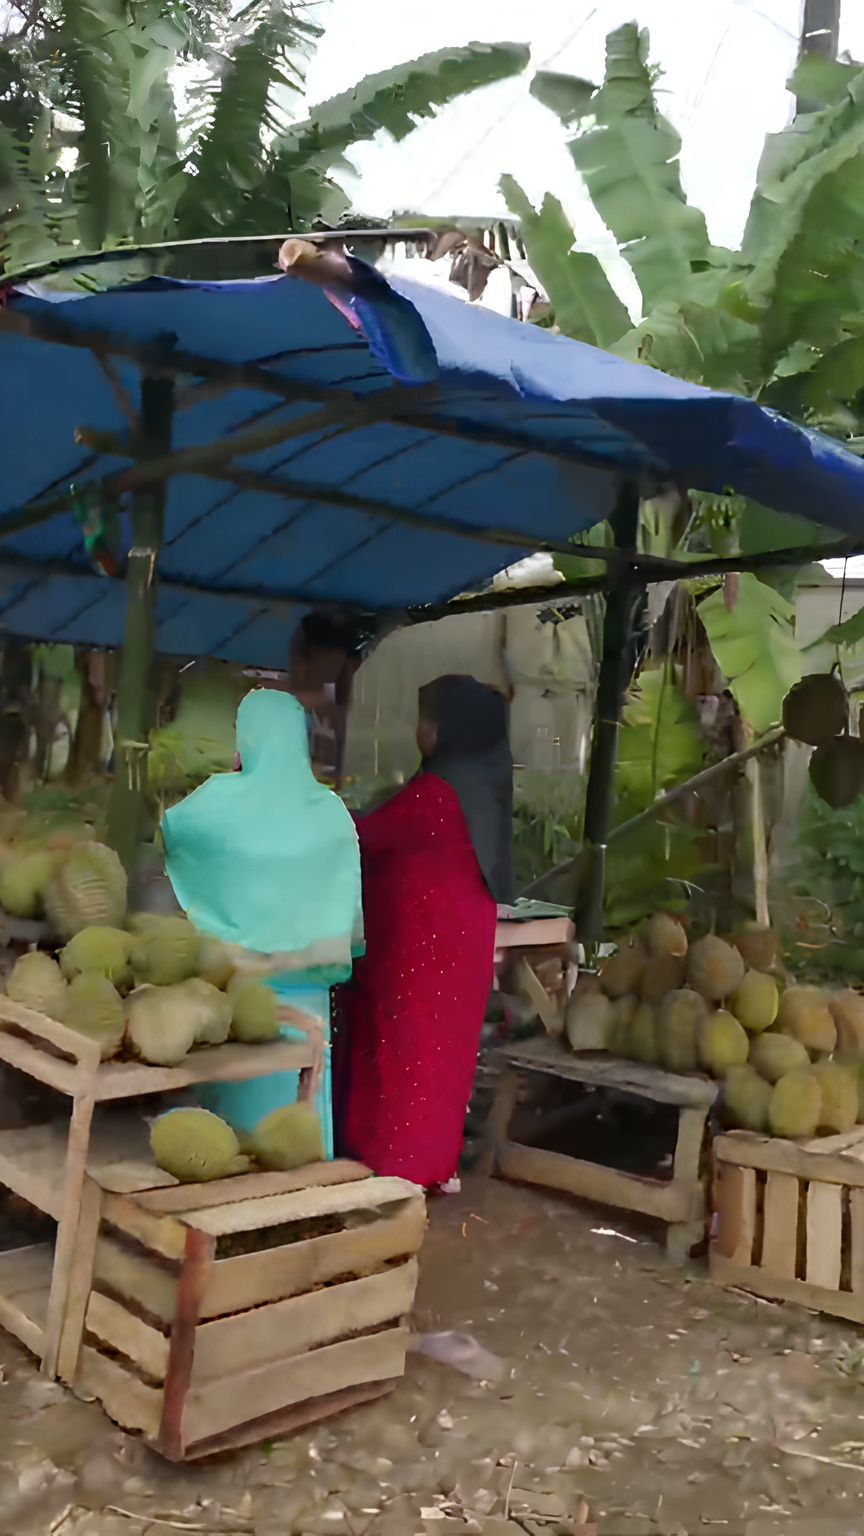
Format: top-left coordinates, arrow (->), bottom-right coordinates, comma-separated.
105,374 -> 174,868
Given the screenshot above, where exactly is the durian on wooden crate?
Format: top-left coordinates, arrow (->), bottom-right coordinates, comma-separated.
710,1127 -> 864,1323
73,1160 -> 426,1459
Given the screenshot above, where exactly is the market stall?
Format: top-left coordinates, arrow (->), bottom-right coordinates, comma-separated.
3,235 -> 864,1433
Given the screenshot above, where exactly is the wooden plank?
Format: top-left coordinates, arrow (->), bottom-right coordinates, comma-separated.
760,1171 -> 799,1280
85,1291 -> 170,1380
495,1139 -> 697,1223
93,1039 -> 315,1102
160,1226 -> 213,1459
806,1181 -> 843,1291
56,1175 -> 103,1385
0,1123 -> 66,1218
0,1031 -> 79,1094
709,1253 -> 864,1326
181,1326 -> 408,1444
93,1235 -> 179,1325
178,1379 -> 394,1462
477,1067 -> 519,1178
495,917 -> 574,948
0,997 -> 99,1067
102,1194 -> 188,1263
0,1243 -> 51,1356
493,1037 -> 716,1107
672,1106 -> 709,1185
189,1176 -> 421,1238
799,1129 -> 864,1156
714,1132 -> 864,1188
136,1160 -> 370,1214
850,1188 -> 864,1295
76,1344 -> 163,1437
192,1258 -> 418,1384
201,1195 -> 427,1320
714,1164 -> 756,1266
42,1089 -> 96,1378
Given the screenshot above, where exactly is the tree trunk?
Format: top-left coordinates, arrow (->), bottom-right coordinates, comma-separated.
0,641 -> 32,802
65,650 -> 105,786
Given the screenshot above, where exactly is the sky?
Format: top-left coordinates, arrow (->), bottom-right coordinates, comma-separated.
303,1 -> 864,272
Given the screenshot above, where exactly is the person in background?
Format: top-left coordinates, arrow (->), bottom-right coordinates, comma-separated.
162,689 -> 363,1153
333,674 -> 513,1191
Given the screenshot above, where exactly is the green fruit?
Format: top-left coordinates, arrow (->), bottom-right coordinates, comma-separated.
723,1065 -> 772,1132
65,973 -> 125,1059
835,1051 -> 864,1122
643,914 -> 687,959
809,736 -> 864,810
782,673 -> 848,748
565,992 -> 611,1053
125,985 -> 197,1066
176,976 -> 232,1046
229,978 -> 279,1043
809,1061 -> 858,1134
730,971 -> 779,1034
777,986 -> 836,1056
198,936 -> 234,991
600,939 -> 646,1000
749,1032 -> 809,1084
697,1009 -> 749,1078
687,936 -> 745,1002
0,849 -> 57,918
829,990 -> 864,1053
150,1108 -> 247,1182
6,950 -> 68,1020
130,915 -> 200,986
45,843 -> 127,938
253,1103 -> 324,1171
769,1070 -> 822,1139
59,925 -> 132,988
657,989 -> 705,1074
628,1002 -> 658,1064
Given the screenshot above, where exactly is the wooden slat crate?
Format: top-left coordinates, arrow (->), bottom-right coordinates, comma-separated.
73,1163 -> 426,1459
710,1128 -> 864,1322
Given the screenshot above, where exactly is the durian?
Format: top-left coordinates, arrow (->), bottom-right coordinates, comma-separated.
657,989 -> 705,1074
782,672 -> 848,747
150,1108 -> 248,1182
65,973 -> 125,1059
0,849 -> 57,919
45,843 -> 127,938
600,939 -> 646,1000
229,978 -> 279,1043
126,985 -> 197,1066
809,1061 -> 858,1134
809,736 -> 864,810
730,971 -> 779,1035
829,989 -> 864,1053
777,985 -> 836,1056
6,951 -> 68,1020
687,936 -> 745,1002
59,926 -> 132,988
641,953 -> 686,1004
835,1051 -> 864,1122
130,915 -> 200,986
565,992 -> 612,1053
697,1009 -> 749,1078
198,936 -> 234,991
628,1002 -> 658,1065
643,914 -> 687,959
252,1103 -> 324,1171
723,1064 -> 772,1133
749,1032 -> 809,1083
768,1070 -> 822,1139
730,924 -> 779,973
176,977 -> 232,1047
607,994 -> 638,1056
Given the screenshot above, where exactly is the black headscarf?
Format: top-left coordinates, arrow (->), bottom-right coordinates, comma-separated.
419,675 -> 514,905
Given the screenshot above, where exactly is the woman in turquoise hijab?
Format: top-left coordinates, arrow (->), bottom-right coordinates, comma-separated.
161,688 -> 362,1152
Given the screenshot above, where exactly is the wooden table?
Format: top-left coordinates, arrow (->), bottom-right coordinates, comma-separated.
481,1035 -> 718,1262
494,914 -> 575,1034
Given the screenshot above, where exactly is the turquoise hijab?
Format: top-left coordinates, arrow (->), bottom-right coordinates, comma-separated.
162,689 -> 362,983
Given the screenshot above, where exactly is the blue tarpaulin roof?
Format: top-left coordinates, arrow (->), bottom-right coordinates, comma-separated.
1,262 -> 863,666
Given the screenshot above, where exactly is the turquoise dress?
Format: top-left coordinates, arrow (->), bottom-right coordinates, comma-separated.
161,690 -> 363,1158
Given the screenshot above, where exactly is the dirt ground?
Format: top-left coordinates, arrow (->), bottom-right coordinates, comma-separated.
1,1180 -> 864,1536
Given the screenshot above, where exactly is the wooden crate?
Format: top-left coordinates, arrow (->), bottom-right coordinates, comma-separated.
0,995 -> 318,1377
73,1162 -> 426,1459
710,1128 -> 864,1322
482,1035 -> 717,1261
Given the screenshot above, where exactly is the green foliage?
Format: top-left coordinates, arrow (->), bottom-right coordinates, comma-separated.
786,785 -> 864,981
697,574 -> 800,733
0,7 -> 529,272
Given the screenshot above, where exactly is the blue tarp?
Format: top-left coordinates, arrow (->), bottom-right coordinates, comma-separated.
1,266 -> 863,666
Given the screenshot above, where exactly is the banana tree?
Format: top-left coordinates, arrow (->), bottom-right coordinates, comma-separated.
0,0 -> 529,273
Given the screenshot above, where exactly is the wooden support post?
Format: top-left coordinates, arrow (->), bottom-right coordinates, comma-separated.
575,479 -> 645,941
106,371 -> 174,868
41,1088 -> 97,1377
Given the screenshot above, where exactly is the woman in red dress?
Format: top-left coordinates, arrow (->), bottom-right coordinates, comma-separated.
333,675 -> 513,1190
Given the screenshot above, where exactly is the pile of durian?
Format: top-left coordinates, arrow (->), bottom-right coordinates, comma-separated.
4,914 -> 285,1067
149,1102 -> 324,1184
566,915 -> 864,1140
0,806 -> 126,937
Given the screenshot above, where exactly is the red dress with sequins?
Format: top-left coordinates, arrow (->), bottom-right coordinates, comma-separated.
332,773 -> 497,1188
